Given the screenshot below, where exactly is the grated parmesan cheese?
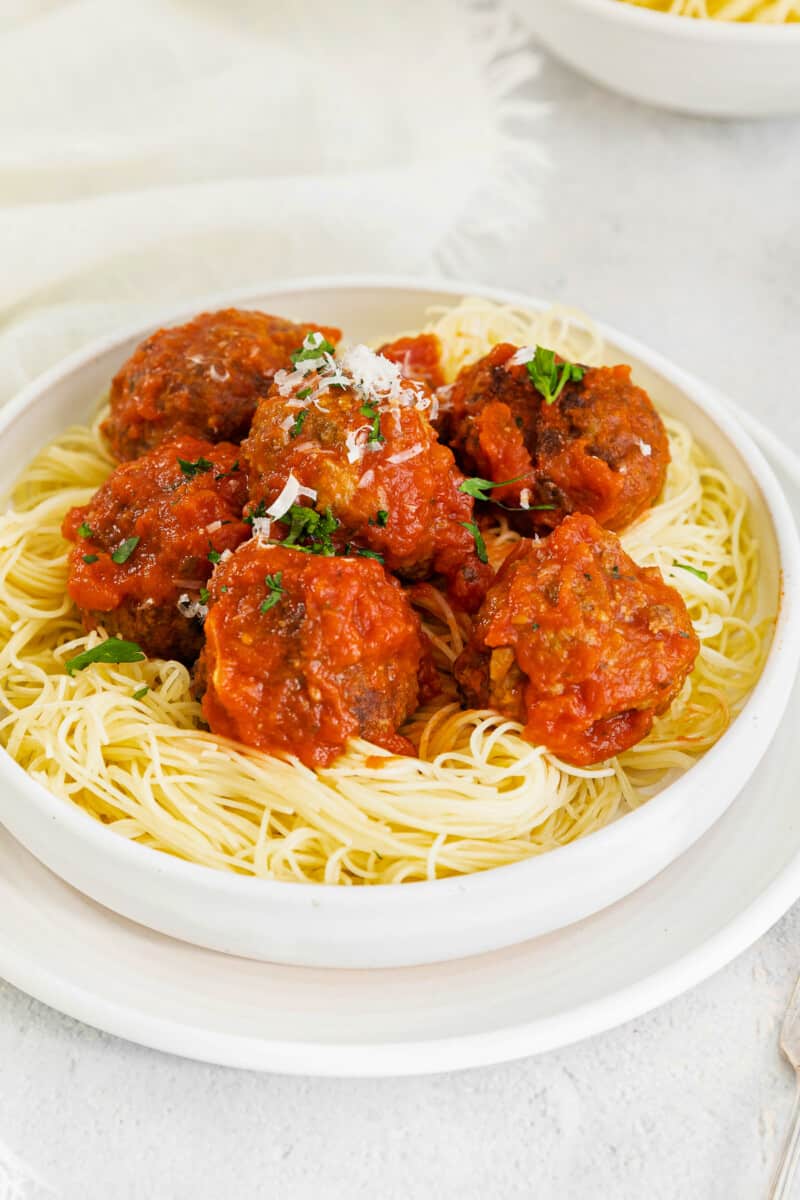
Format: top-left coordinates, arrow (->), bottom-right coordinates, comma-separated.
177,593 -> 208,621
266,473 -> 318,520
340,344 -> 403,403
519,488 -> 531,510
509,346 -> 536,367
638,440 -> 652,457
345,425 -> 371,464
209,364 -> 229,383
251,517 -> 273,539
205,521 -> 222,534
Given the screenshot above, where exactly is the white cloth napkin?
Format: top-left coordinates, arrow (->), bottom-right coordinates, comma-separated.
0,0 -> 544,405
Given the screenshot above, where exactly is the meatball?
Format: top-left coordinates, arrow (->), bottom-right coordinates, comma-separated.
442,343 -> 670,534
377,333 -> 446,391
242,342 -> 493,612
454,514 -> 699,765
197,542 -> 436,767
103,309 -> 342,461
62,436 -> 250,662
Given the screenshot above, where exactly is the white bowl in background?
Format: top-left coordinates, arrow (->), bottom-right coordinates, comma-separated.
515,0 -> 800,117
0,276 -> 798,969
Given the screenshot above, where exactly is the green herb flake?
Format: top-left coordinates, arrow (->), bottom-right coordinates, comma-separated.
199,586 -> 210,605
133,685 -> 149,700
111,536 -> 140,564
673,560 -> 709,582
289,409 -> 309,438
460,521 -> 488,565
531,622 -> 540,631
460,474 -> 526,502
82,553 -> 99,564
356,548 -> 384,563
65,637 -> 146,676
290,334 -> 336,365
177,456 -> 213,478
296,387 -> 312,400
525,346 -> 584,405
281,504 -> 340,557
243,500 -> 267,527
77,521 -> 95,539
376,509 -> 389,527
260,571 -> 284,613
215,460 -> 240,481
207,547 -> 222,564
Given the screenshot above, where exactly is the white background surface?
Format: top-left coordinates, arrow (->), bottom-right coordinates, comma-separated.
3,37 -> 800,1200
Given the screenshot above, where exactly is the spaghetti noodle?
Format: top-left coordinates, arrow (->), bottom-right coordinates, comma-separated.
617,0 -> 799,23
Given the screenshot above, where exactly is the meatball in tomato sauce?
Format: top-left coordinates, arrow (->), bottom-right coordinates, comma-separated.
103,309 -> 341,461
62,437 -> 250,663
196,542 -> 437,768
242,342 -> 492,612
441,344 -> 669,534
454,514 -> 699,766
377,333 -> 446,391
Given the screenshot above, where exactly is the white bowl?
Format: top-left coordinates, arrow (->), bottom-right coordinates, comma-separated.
516,0 -> 800,117
1,276 -> 799,969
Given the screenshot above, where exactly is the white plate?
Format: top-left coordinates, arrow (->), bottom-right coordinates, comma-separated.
2,278 -> 798,970
0,394 -> 798,1075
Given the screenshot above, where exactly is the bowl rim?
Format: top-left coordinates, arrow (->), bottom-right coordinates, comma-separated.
2,272 -> 799,910
555,0 -> 800,40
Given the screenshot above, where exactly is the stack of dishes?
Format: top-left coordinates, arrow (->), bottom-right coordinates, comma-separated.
0,279 -> 798,1073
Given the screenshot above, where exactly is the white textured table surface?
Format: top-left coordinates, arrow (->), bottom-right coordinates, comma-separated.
3,49 -> 800,1200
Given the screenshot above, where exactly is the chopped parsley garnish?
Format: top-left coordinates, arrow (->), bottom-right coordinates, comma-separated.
289,409 -> 309,438
360,402 -> 384,444
460,475 -> 526,502
243,500 -> 267,526
207,547 -> 222,564
215,460 -> 239,481
199,586 -> 210,605
531,622 -> 540,631
77,521 -> 95,539
525,347 -> 584,405
177,456 -> 213,478
260,572 -> 284,613
133,685 -> 149,700
82,554 -> 99,564
673,561 -> 709,582
220,586 -> 229,594
297,386 -> 312,400
281,504 -> 339,556
356,548 -> 384,563
65,637 -> 146,676
111,536 -> 140,564
460,521 -> 488,565
291,334 -> 336,365
376,509 -> 389,527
